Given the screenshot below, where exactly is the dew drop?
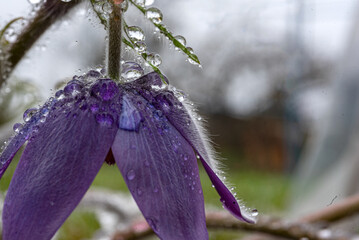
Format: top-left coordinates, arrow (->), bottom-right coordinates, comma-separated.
101,2 -> 112,13
86,70 -> 101,81
27,0 -> 42,4
13,123 -> 23,133
134,41 -> 147,53
120,0 -> 129,11
90,104 -> 99,113
174,35 -> 186,47
137,188 -> 143,196
144,0 -> 154,6
134,0 -> 145,7
145,8 -> 163,24
121,61 -> 144,81
127,169 -> 136,180
23,108 -> 37,122
183,154 -> 188,161
146,53 -> 162,67
95,113 -> 114,126
126,26 -> 145,42
119,96 -> 143,131
4,28 -> 17,43
91,79 -> 119,101
55,90 -> 65,100
61,0 -> 72,2
251,209 -> 258,217
64,80 -> 82,96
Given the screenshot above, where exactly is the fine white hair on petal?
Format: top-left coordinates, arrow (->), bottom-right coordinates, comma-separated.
172,88 -> 257,223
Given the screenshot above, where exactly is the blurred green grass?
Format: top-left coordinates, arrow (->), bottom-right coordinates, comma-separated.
0,149 -> 290,239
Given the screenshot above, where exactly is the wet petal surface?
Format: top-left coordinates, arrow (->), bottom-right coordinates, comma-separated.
112,91 -> 208,240
131,72 -> 215,169
200,158 -> 255,223
2,103 -> 117,240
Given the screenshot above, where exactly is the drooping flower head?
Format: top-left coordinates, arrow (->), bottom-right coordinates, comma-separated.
0,66 -> 256,240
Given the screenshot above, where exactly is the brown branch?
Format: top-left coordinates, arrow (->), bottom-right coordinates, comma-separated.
0,0 -> 81,86
111,194 -> 359,240
299,194 -> 359,223
111,212 -> 356,240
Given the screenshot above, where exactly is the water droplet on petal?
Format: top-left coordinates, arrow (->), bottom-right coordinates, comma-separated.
127,169 -> 136,180
251,209 -> 258,217
95,113 -> 114,126
13,123 -> 23,133
121,61 -> 144,81
137,188 -> 143,196
146,53 -> 162,67
64,80 -> 83,96
91,79 -> 119,101
126,26 -> 145,42
23,108 -> 37,122
90,104 -> 99,113
86,70 -> 101,81
145,8 -> 163,24
119,96 -> 143,131
153,187 -> 159,193
55,90 -> 65,100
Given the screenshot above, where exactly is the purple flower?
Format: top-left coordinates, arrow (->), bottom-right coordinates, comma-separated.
0,70 -> 255,240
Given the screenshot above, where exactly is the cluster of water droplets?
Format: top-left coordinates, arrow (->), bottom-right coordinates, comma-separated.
133,0 -> 155,7
121,61 -> 145,82
212,168 -> 259,221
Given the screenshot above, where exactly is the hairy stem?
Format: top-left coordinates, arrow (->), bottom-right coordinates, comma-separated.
0,0 -> 81,87
106,0 -> 123,81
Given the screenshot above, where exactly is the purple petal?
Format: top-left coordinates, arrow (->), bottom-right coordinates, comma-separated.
0,132 -> 27,178
2,105 -> 117,240
132,72 -> 214,170
112,91 -> 208,240
200,158 -> 256,224
131,72 -> 255,223
0,120 -> 40,178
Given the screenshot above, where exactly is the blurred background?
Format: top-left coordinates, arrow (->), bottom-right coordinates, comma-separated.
1,0 -> 359,239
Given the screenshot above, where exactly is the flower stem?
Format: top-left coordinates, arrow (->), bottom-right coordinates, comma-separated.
0,0 -> 81,87
107,1 -> 123,82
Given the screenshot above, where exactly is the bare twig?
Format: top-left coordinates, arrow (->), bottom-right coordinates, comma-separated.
111,194 -> 359,240
111,212 -> 357,240
0,0 -> 81,86
299,194 -> 359,223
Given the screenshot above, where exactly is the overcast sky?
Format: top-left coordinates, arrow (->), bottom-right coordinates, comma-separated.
0,0 -> 357,118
